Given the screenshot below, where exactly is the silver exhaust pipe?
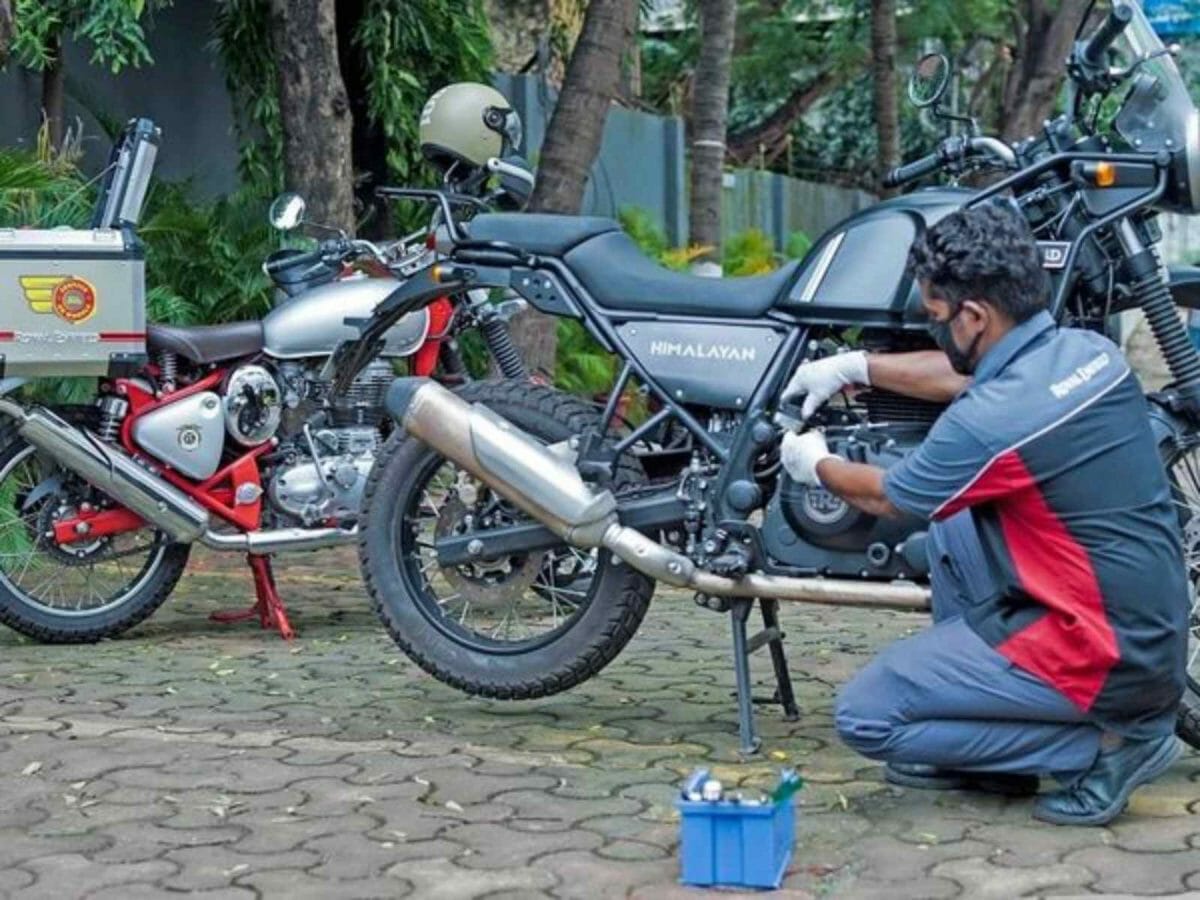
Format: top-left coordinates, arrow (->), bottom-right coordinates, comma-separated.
200,525 -> 357,553
388,379 -> 932,612
0,399 -> 360,556
0,399 -> 209,544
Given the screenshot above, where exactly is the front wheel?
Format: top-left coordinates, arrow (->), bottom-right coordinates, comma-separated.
1162,439 -> 1200,748
358,380 -> 655,699
0,427 -> 190,642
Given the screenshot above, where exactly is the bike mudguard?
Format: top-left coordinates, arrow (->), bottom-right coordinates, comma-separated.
1169,265 -> 1200,309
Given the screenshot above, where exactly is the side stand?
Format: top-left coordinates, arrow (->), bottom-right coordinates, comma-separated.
729,598 -> 800,757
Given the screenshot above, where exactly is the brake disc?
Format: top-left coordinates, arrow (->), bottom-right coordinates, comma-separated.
434,495 -> 544,608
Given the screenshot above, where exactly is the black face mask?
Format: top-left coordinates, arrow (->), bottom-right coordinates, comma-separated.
928,308 -> 983,376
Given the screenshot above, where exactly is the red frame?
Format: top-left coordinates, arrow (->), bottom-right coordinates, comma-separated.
53,284 -> 463,547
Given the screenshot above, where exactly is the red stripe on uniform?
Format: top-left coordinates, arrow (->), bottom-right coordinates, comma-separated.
934,450 -> 1034,520
993,452 -> 1119,710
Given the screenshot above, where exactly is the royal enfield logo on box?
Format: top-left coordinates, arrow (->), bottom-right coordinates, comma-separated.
19,275 -> 98,324
648,340 -> 757,362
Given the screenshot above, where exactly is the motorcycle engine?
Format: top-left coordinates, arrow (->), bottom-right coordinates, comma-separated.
265,359 -> 395,526
762,389 -> 941,579
268,426 -> 379,525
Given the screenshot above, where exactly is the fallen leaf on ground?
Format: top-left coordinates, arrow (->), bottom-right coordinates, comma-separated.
444,800 -> 464,812
20,761 -> 41,776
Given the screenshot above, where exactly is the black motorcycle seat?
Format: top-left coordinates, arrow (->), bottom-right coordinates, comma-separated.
564,231 -> 802,318
465,213 -> 620,256
147,321 -> 264,364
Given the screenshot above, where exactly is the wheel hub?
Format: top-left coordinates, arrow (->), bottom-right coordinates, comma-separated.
435,495 -> 544,608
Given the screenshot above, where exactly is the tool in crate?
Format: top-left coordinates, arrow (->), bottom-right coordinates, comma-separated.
676,767 -> 803,890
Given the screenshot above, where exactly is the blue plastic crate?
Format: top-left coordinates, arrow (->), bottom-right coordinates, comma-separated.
675,793 -> 796,889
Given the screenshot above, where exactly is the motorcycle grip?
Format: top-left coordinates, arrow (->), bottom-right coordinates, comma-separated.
883,153 -> 941,188
263,248 -> 323,276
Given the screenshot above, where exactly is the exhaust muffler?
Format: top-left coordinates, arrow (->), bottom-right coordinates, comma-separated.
388,379 -> 931,612
0,399 -> 209,544
0,400 -> 361,554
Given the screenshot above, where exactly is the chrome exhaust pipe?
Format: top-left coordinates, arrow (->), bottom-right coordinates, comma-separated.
0,399 -> 209,544
200,525 -> 357,553
388,379 -> 932,612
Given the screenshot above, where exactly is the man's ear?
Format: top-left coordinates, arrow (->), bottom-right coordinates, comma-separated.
959,299 -> 990,330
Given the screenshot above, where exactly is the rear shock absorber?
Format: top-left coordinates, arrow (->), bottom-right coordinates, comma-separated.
479,312 -> 527,380
1119,221 -> 1200,410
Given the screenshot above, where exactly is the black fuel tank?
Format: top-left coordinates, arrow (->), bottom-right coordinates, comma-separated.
778,188 -> 973,328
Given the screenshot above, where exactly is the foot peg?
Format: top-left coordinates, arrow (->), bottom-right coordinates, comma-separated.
209,554 -> 295,639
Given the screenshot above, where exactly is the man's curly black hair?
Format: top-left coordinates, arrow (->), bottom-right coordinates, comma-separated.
907,204 -> 1049,323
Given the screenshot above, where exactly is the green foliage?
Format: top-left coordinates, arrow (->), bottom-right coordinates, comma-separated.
11,0 -> 171,73
354,0 -> 493,185
211,0 -> 280,195
785,230 -> 812,260
554,319 -> 618,397
722,228 -> 776,275
0,145 -> 275,328
213,0 -> 493,204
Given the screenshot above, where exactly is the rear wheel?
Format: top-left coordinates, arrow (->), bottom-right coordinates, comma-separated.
1162,440 -> 1200,748
358,380 -> 655,699
0,428 -> 189,642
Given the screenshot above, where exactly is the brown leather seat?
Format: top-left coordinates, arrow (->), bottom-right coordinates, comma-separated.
147,322 -> 264,364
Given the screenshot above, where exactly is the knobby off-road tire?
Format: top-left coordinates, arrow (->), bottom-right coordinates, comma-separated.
1164,434 -> 1200,749
0,425 -> 190,643
358,380 -> 656,699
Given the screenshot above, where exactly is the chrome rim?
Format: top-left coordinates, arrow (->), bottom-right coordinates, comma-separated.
0,443 -> 167,617
400,455 -> 600,651
1167,446 -> 1200,692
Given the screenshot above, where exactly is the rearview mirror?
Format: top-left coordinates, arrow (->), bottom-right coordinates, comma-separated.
909,53 -> 951,109
268,193 -> 307,232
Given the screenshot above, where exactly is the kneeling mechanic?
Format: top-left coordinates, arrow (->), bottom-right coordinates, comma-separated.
780,205 -> 1188,826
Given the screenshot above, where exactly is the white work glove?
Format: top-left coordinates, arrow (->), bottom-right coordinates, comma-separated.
781,430 -> 840,486
781,351 -> 870,420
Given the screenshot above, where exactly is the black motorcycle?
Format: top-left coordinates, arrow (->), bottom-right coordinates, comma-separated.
337,1 -> 1200,752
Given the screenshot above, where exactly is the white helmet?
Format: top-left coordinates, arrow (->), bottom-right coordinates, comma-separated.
419,82 -> 522,172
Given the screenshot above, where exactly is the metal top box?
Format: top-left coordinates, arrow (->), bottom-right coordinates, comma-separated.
0,227 -> 146,377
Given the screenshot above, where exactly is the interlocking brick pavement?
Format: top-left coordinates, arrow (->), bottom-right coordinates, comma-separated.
0,547 -> 1196,899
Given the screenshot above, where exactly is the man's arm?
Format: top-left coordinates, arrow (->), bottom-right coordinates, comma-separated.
814,458 -> 901,518
866,351 -> 969,404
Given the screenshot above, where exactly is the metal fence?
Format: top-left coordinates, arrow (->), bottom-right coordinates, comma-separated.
496,73 -> 874,250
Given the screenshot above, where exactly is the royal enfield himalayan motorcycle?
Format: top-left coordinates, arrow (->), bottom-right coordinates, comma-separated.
0,119 -> 534,643
339,1 -> 1200,752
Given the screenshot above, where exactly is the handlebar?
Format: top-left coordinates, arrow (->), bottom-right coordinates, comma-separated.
884,153 -> 942,188
1082,1 -> 1134,68
263,247 -> 325,276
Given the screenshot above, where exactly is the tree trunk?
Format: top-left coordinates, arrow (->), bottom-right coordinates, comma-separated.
267,0 -> 355,233
688,0 -> 737,271
41,35 -> 66,150
516,0 -> 638,376
1000,0 -> 1089,143
870,0 -> 900,197
0,0 -> 13,67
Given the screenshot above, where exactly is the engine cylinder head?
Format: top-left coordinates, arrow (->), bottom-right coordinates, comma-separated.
332,359 -> 394,427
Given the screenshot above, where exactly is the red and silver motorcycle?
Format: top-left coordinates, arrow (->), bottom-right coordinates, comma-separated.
0,118 -> 531,642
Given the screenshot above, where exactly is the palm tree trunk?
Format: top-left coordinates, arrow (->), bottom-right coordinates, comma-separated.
41,35 -> 66,150
870,0 -> 900,197
267,0 -> 355,233
515,0 -> 638,376
689,0 -> 737,272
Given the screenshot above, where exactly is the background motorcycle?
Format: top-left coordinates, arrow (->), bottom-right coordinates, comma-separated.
342,1 -> 1200,752
0,124 -> 534,643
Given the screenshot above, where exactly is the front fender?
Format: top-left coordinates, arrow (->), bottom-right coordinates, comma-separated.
1169,265 -> 1200,310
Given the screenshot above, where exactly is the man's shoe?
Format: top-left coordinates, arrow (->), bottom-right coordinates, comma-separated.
1033,734 -> 1182,826
884,762 -> 1040,796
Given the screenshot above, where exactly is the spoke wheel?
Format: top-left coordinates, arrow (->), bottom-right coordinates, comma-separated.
0,430 -> 189,642
1163,440 -> 1200,746
359,380 -> 655,699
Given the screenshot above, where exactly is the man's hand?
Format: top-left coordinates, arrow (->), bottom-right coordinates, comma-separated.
781,430 -> 840,486
782,351 -> 870,420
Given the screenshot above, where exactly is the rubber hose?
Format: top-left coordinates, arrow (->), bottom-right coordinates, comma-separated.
1134,270 -> 1200,391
